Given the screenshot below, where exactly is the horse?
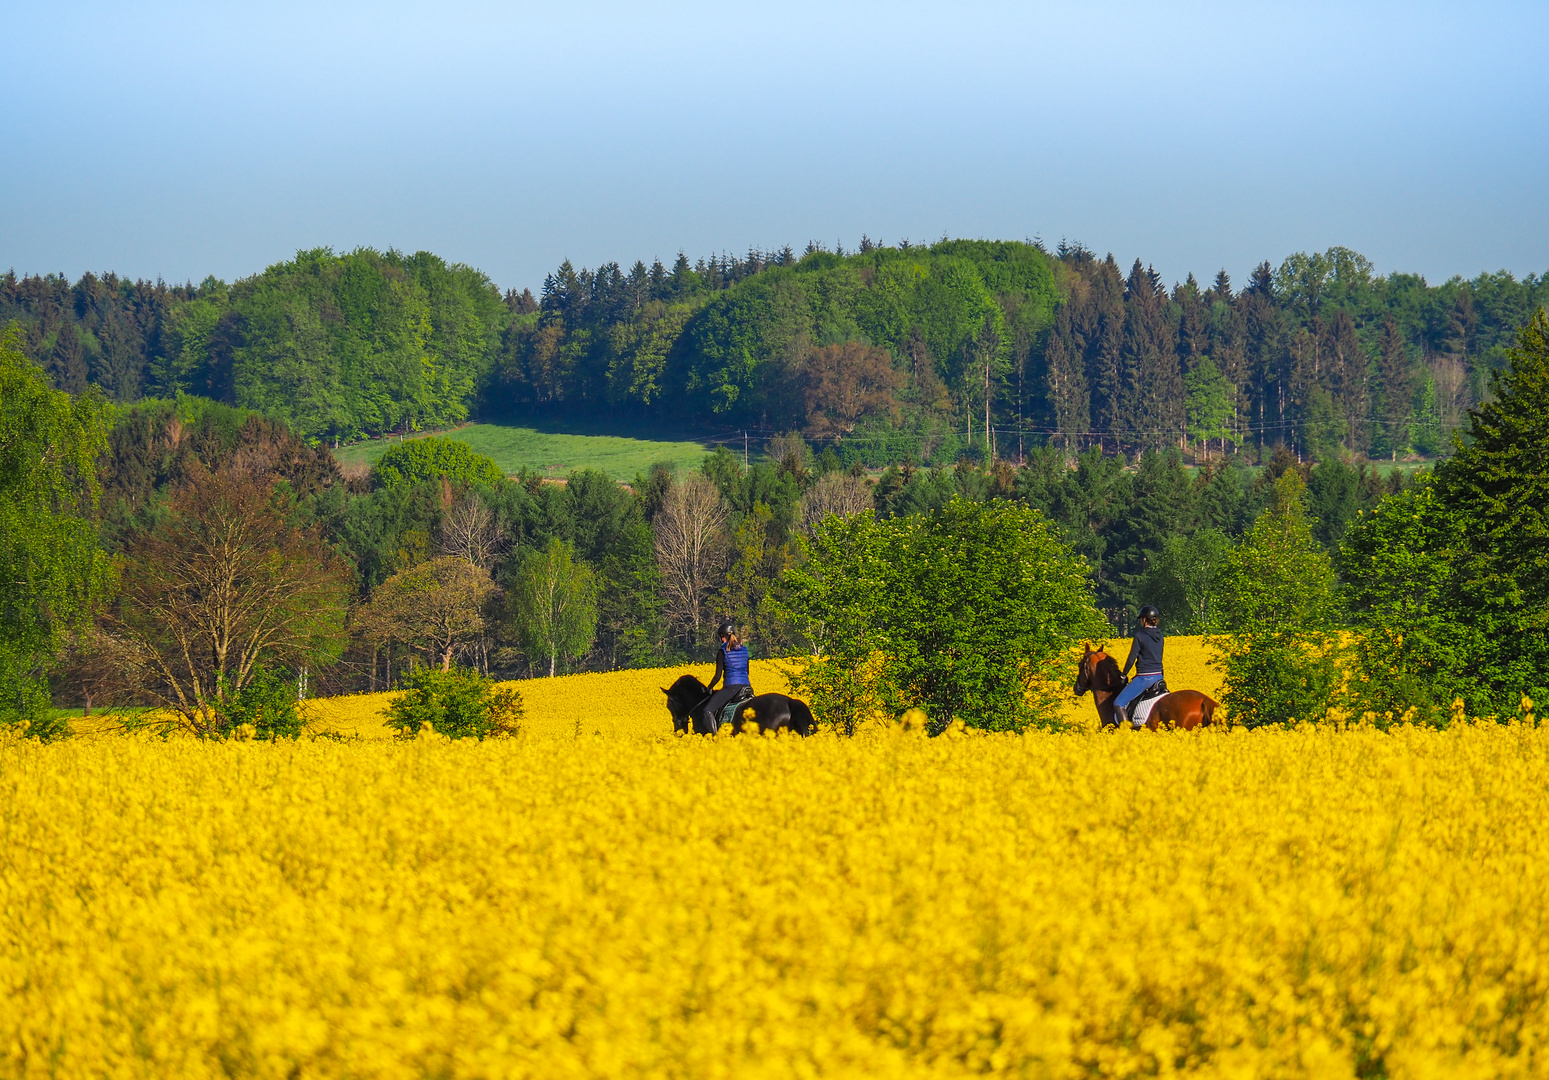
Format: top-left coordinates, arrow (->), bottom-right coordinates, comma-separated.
1074,643 -> 1219,731
662,674 -> 817,736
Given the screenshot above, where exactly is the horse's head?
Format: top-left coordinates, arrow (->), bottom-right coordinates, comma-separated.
1074,644 -> 1107,696
662,674 -> 709,733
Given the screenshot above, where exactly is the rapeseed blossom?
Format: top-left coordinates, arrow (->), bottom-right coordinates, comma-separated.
3,639 -> 1543,1078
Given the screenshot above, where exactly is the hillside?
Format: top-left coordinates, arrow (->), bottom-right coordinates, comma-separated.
4,241 -> 1544,467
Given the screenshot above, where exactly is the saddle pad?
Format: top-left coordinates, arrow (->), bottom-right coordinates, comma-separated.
1132,694 -> 1163,727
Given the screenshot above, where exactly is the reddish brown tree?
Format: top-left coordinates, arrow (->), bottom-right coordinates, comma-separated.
802,342 -> 902,440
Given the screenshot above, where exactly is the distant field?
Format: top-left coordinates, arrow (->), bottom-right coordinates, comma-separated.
331,422 -> 714,482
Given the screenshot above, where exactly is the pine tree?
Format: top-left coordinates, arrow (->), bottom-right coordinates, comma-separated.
1043,309 -> 1089,450
1375,316 -> 1414,459
1123,260 -> 1183,450
1323,309 -> 1370,456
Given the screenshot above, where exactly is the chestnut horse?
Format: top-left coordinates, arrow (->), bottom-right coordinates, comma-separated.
1073,644 -> 1219,731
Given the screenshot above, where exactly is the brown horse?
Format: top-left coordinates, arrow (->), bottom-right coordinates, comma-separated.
1073,644 -> 1219,731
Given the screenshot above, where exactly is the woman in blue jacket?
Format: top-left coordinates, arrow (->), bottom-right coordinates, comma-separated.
699,621 -> 752,732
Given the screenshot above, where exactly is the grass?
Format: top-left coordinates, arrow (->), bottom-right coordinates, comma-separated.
331,420 -> 716,482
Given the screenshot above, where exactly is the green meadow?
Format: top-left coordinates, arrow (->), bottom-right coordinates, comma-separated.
331,421 -> 716,482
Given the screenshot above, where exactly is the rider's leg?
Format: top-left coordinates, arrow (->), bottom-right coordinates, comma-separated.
699,687 -> 738,733
1114,674 -> 1162,729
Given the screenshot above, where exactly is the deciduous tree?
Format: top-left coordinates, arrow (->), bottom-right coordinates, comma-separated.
0,324 -> 113,736
361,555 -> 498,673
110,465 -> 351,735
653,473 -> 729,643
507,539 -> 597,677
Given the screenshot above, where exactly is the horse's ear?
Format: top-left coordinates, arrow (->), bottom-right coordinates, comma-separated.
661,687 -> 670,695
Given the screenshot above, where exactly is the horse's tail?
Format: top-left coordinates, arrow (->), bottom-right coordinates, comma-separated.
1201,695 -> 1220,727
789,697 -> 817,737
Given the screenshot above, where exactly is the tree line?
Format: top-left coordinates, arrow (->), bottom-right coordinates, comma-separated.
5,240 -> 1543,463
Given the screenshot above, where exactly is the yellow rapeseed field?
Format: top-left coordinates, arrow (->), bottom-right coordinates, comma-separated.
5,638 -> 1545,1078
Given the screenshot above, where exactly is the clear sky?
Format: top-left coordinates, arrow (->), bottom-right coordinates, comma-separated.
4,1 -> 1545,294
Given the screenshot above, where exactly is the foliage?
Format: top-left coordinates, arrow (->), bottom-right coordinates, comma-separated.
370,435 -> 504,491
6,242 -> 1546,464
0,324 -> 113,736
1343,310 -> 1549,717
506,539 -> 597,677
218,664 -> 305,740
359,555 -> 498,671
383,664 -> 523,739
1210,471 -> 1343,727
108,465 -> 352,734
9,690 -> 1549,1076
781,498 -> 1106,733
1183,355 -> 1237,454
1138,527 -> 1231,634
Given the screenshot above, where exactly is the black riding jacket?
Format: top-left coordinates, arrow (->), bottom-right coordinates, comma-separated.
1123,627 -> 1164,677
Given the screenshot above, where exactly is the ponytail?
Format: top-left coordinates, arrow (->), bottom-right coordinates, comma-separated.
727,631 -> 742,650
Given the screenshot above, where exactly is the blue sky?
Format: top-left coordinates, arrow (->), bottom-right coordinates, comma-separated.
4,1 -> 1545,293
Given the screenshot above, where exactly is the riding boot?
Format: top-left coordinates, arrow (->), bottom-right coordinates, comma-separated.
1113,704 -> 1128,728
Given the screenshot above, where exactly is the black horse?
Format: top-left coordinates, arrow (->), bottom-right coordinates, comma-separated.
662,674 -> 817,736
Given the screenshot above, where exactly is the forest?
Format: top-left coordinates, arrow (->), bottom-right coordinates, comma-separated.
4,239 -> 1543,463
4,236 -> 1547,732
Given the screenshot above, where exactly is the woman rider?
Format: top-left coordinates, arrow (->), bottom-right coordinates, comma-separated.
699,621 -> 752,732
1114,605 -> 1164,729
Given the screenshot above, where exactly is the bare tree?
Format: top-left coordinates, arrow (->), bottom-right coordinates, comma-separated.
799,473 -> 874,533
359,555 -> 498,672
439,494 -> 502,569
653,473 -> 729,642
51,628 -> 142,716
766,431 -> 810,478
1429,355 -> 1470,435
109,466 -> 351,734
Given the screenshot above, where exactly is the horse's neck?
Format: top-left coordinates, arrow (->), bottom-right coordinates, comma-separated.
1101,661 -> 1125,693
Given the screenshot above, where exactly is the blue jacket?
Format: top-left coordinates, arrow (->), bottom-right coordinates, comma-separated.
712,644 -> 751,688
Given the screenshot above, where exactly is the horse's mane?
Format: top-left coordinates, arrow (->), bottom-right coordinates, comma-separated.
665,674 -> 709,710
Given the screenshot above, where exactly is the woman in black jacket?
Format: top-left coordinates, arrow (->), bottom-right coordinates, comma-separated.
1114,605 -> 1164,729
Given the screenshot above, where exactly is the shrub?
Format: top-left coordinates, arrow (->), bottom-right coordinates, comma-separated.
220,665 -> 305,740
1210,471 -> 1343,727
384,666 -> 523,740
780,498 -> 1105,734
371,437 -> 504,491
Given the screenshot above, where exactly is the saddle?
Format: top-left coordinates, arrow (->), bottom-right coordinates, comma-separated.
1126,678 -> 1169,727
710,686 -> 755,731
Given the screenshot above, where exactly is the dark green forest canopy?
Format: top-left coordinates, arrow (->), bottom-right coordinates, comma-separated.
3,240 -> 1544,463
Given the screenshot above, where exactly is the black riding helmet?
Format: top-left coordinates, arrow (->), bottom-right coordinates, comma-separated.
1138,605 -> 1160,623
716,620 -> 736,641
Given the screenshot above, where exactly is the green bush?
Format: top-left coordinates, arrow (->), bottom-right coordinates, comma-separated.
1210,471 -> 1344,727
780,498 -> 1105,734
220,666 -> 306,740
384,666 -> 523,740
371,437 -> 504,491
1216,634 -> 1342,729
